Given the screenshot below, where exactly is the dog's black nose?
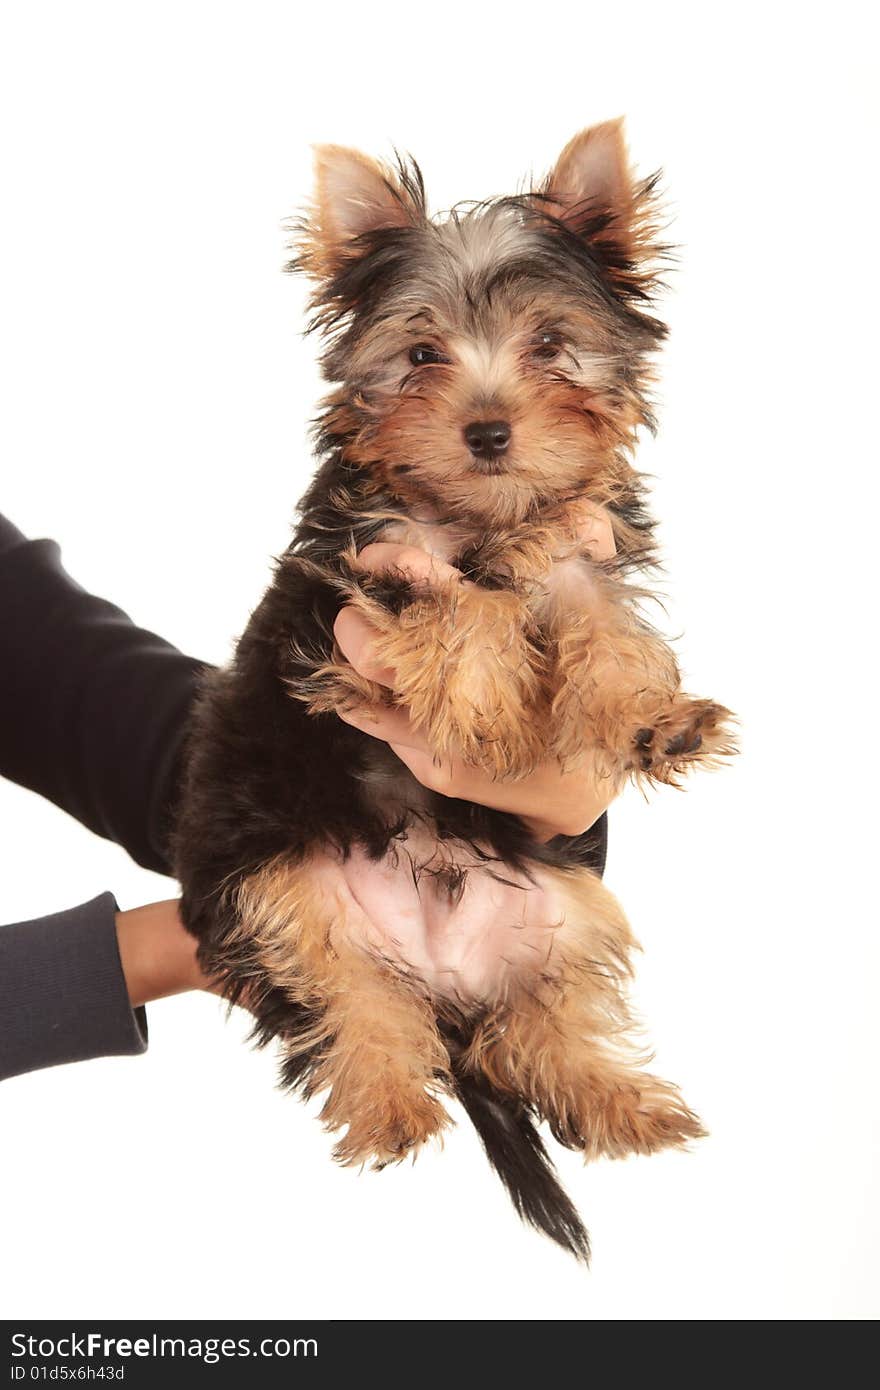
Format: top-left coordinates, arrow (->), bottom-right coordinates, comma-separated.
464,420 -> 511,460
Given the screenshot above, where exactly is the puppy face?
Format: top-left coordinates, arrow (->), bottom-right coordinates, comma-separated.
292,121 -> 666,527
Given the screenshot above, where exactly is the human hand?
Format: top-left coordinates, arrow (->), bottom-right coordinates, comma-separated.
333,504 -> 622,841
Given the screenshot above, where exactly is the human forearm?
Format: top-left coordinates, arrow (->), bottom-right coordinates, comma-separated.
114,900 -> 210,1008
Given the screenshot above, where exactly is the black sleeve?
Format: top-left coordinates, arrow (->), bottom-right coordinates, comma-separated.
0,512 -> 207,874
0,894 -> 148,1081
0,511 -> 209,1081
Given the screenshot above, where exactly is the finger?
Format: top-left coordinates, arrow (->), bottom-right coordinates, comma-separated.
572,500 -> 617,561
392,744 -> 617,840
333,607 -> 397,687
391,745 -> 547,820
339,702 -> 427,751
389,744 -> 512,811
388,744 -> 465,797
353,542 -> 462,587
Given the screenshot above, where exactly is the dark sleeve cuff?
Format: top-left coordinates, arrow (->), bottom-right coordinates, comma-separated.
0,893 -> 148,1082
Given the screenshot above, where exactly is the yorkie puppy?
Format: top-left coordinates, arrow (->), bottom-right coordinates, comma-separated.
174,119 -> 738,1261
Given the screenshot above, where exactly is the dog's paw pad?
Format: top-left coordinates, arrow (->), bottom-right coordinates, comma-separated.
663,728 -> 703,756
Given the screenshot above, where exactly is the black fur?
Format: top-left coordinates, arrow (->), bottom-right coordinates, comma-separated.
173,153 -> 652,1261
172,456 -> 607,1258
454,1068 -> 592,1264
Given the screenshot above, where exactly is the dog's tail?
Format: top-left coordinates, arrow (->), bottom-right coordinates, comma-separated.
453,1068 -> 590,1264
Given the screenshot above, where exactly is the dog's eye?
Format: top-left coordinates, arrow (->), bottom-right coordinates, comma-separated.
531,332 -> 562,362
408,344 -> 447,367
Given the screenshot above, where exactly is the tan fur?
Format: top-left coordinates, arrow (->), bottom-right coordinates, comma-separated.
464,865 -> 705,1158
297,144 -> 420,279
544,118 -> 635,226
545,565 -> 735,783
541,117 -> 667,302
340,572 -> 549,780
235,858 -> 451,1166
347,329 -> 642,532
266,121 -> 738,1189
294,505 -> 737,789
233,850 -> 702,1169
300,645 -> 390,717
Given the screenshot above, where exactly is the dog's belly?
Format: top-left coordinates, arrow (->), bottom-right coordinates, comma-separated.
312,825 -> 566,1003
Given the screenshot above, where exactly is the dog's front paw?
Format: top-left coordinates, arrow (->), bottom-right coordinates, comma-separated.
371,584 -> 547,781
629,696 -> 739,786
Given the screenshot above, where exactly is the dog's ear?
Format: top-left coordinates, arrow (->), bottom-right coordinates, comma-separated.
538,119 -> 663,296
295,146 -> 424,280
541,119 -> 633,235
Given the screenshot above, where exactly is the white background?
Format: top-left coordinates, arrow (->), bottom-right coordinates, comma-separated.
1,0 -> 877,1322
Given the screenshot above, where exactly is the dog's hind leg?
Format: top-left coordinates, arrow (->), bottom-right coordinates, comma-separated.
234,856 -> 452,1167
465,865 -> 705,1161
